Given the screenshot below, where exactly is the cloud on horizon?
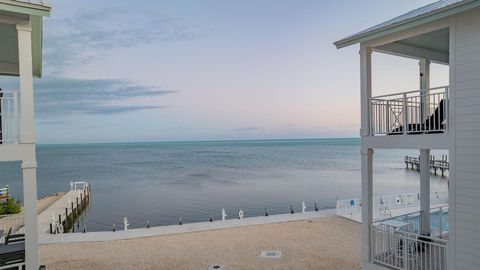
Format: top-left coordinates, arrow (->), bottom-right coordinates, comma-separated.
31,77 -> 174,119
234,127 -> 259,132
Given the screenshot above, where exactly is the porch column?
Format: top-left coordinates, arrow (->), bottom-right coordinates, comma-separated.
22,161 -> 39,270
361,148 -> 373,263
419,59 -> 430,123
360,46 -> 372,136
360,45 -> 373,264
420,149 -> 431,235
17,19 -> 36,144
17,19 -> 39,270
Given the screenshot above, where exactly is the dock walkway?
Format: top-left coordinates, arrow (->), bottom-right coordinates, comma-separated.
38,182 -> 90,235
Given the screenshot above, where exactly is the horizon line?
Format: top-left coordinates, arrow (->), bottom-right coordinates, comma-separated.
37,137 -> 361,147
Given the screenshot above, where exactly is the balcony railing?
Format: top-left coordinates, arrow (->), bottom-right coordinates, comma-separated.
0,90 -> 20,144
371,207 -> 448,270
370,86 -> 448,136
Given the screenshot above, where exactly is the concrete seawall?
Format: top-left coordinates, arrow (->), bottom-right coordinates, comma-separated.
39,209 -> 336,244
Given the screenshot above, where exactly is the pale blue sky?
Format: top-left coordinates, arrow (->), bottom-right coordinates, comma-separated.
19,0 -> 449,143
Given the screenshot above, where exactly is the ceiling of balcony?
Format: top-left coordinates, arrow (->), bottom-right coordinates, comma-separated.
375,28 -> 450,65
0,10 -> 44,77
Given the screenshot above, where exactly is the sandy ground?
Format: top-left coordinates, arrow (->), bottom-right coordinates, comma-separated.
39,216 -> 361,270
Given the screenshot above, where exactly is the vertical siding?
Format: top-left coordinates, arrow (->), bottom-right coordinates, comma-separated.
454,7 -> 480,270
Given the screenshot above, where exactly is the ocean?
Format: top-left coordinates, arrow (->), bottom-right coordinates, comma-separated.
0,138 -> 448,231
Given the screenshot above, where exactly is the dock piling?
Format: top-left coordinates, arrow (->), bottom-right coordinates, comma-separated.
405,155 -> 449,176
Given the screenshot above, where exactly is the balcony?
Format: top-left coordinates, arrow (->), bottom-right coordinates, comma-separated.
0,90 -> 20,144
371,206 -> 448,270
370,86 -> 448,136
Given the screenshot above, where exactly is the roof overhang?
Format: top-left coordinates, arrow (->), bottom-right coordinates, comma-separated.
374,27 -> 450,65
0,0 -> 50,17
334,0 -> 480,49
0,1 -> 50,77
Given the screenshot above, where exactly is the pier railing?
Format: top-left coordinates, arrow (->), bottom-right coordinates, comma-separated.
370,86 -> 448,135
0,90 -> 20,144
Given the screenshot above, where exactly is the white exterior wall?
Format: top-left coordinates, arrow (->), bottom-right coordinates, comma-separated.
452,7 -> 480,270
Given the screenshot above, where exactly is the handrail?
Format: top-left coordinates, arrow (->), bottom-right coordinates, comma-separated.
371,85 -> 449,99
0,90 -> 19,94
369,86 -> 448,135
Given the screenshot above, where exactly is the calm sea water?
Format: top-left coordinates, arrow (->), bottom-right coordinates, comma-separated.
0,138 -> 448,231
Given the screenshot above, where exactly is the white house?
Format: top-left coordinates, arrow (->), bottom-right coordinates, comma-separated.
335,0 -> 480,269
0,0 -> 50,269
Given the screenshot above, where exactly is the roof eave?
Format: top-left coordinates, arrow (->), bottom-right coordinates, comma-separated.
334,0 -> 480,49
0,0 -> 51,17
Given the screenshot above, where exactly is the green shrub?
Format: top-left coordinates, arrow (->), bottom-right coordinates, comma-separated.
0,198 -> 22,215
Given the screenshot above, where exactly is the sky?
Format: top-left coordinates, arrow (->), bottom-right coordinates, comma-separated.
4,0 -> 449,144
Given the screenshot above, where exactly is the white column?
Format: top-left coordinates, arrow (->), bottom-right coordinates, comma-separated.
17,20 -> 36,144
17,18 -> 39,270
420,149 -> 431,235
419,59 -> 431,123
22,162 -> 39,270
360,45 -> 373,264
361,148 -> 373,263
419,59 -> 431,90
360,46 -> 372,137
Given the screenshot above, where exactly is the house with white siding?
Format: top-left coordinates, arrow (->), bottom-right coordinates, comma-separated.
335,0 -> 480,269
0,0 -> 50,269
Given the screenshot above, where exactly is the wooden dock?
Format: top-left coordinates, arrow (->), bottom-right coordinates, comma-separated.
37,182 -> 91,235
405,155 -> 449,176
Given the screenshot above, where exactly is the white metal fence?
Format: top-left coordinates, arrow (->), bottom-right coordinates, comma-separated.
370,86 -> 448,135
372,225 -> 447,270
336,191 -> 449,221
371,207 -> 449,270
373,206 -> 449,238
0,90 -> 20,144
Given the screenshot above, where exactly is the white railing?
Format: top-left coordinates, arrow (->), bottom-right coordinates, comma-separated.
0,90 -> 20,144
371,207 -> 449,270
372,226 -> 447,270
370,86 -> 448,135
373,206 -> 449,238
0,185 -> 9,199
70,181 -> 88,191
336,191 -> 449,221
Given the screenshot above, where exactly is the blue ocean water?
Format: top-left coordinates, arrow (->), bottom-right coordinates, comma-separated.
0,138 -> 448,231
